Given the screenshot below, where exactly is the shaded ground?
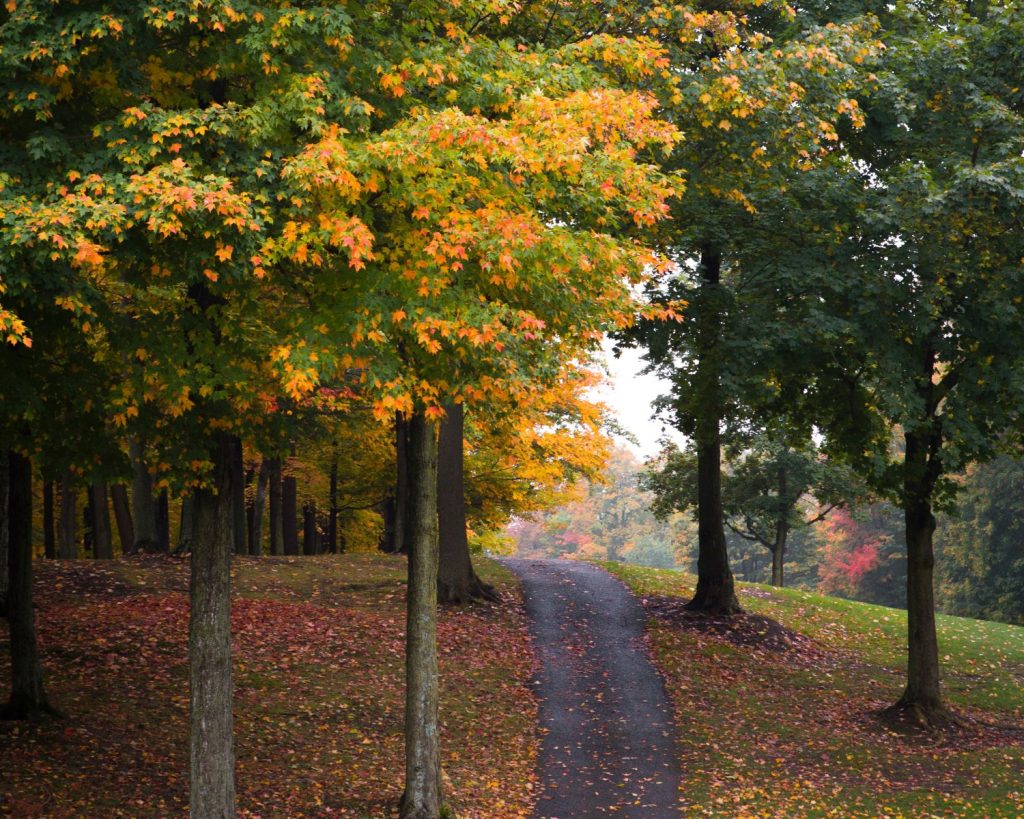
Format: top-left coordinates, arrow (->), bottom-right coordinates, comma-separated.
0,554 -> 538,817
505,558 -> 681,817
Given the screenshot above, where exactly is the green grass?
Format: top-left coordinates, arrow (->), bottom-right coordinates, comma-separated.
601,561 -> 1024,817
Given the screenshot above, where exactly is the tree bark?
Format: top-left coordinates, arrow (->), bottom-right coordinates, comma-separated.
249,460 -> 270,556
110,484 -> 134,556
328,458 -> 339,554
0,457 -> 8,616
90,483 -> 113,560
302,503 -> 318,556
177,494 -> 196,555
268,458 -> 283,556
129,437 -> 160,553
57,471 -> 77,560
437,403 -> 496,604
685,246 -> 741,614
770,520 -> 787,588
399,412 -> 444,819
885,429 -> 949,728
189,432 -> 237,816
2,451 -> 60,720
156,489 -> 170,554
42,479 -> 55,559
230,437 -> 247,557
282,460 -> 298,556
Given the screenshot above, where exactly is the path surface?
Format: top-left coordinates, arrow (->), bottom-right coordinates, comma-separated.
504,558 -> 682,818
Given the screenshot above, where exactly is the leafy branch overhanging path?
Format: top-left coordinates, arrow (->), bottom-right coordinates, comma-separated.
505,558 -> 682,817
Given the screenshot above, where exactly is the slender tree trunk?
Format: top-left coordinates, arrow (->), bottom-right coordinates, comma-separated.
399,413 -> 443,819
156,489 -> 170,553
189,433 -> 237,816
249,460 -> 269,556
771,521 -> 787,588
177,495 -> 196,554
230,437 -> 247,557
0,457 -> 8,615
328,458 -> 338,554
302,503 -> 318,556
886,429 -> 949,728
686,246 -> 740,614
57,472 -> 77,560
2,451 -> 60,720
282,461 -> 298,556
437,403 -> 496,604
380,496 -> 397,553
42,479 -> 55,559
90,483 -> 113,560
268,458 -> 283,556
110,484 -> 134,556
393,413 -> 409,555
129,437 -> 160,553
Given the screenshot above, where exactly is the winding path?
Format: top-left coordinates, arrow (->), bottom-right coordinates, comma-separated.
504,558 -> 682,818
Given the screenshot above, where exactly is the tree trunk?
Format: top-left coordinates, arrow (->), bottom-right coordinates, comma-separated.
189,433 -> 237,816
2,451 -> 60,720
771,465 -> 788,587
42,479 -> 55,559
0,456 -> 8,616
268,458 -> 283,556
110,484 -> 134,556
437,403 -> 496,604
685,246 -> 741,614
380,496 -> 397,553
57,471 -> 77,560
399,413 -> 444,819
885,429 -> 949,729
129,437 -> 160,553
177,494 -> 196,555
90,483 -> 113,560
156,489 -> 170,553
302,503 -> 318,556
389,413 -> 410,555
230,437 -> 247,557
282,461 -> 298,556
249,460 -> 269,556
328,458 -> 338,554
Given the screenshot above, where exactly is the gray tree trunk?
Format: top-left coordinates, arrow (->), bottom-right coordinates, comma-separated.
399,413 -> 443,819
129,437 -> 160,553
2,451 -> 59,719
268,458 -> 283,556
57,472 -> 78,560
110,484 -> 134,555
302,503 -> 318,556
328,458 -> 338,554
282,459 -> 298,556
230,437 -> 246,557
178,494 -> 196,554
249,460 -> 270,556
189,433 -> 237,816
437,403 -> 496,604
90,483 -> 113,559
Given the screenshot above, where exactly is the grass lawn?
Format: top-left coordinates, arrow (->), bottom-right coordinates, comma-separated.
602,561 -> 1024,818
0,553 -> 537,817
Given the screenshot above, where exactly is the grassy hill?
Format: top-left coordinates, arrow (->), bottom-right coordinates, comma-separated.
602,561 -> 1024,817
0,554 -> 537,818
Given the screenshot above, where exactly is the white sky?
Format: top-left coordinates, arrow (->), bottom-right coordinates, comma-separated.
593,340 -> 683,460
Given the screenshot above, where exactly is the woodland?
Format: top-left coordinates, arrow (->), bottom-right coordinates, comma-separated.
1,0 -> 1023,817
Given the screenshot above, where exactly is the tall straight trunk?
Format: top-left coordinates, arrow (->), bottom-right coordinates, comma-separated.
189,432 -> 237,816
380,496 -> 397,553
392,413 -> 409,555
399,413 -> 443,819
0,457 -> 8,615
42,479 -> 55,559
249,460 -> 270,556
178,495 -> 196,554
328,458 -> 339,554
2,451 -> 59,719
888,429 -> 948,727
686,245 -> 740,614
90,483 -> 113,560
268,458 -> 283,556
302,503 -> 318,556
771,521 -> 787,588
230,437 -> 247,557
110,484 -> 134,556
129,437 -> 160,553
436,403 -> 496,604
282,461 -> 298,556
57,471 -> 77,560
156,489 -> 170,553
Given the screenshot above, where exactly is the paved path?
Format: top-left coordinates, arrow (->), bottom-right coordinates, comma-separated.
504,558 -> 681,818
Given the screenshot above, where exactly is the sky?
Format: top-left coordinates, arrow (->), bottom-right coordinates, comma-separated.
592,341 -> 683,460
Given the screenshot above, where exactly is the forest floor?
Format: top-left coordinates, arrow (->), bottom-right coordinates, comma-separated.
0,553 -> 538,818
603,561 -> 1024,818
